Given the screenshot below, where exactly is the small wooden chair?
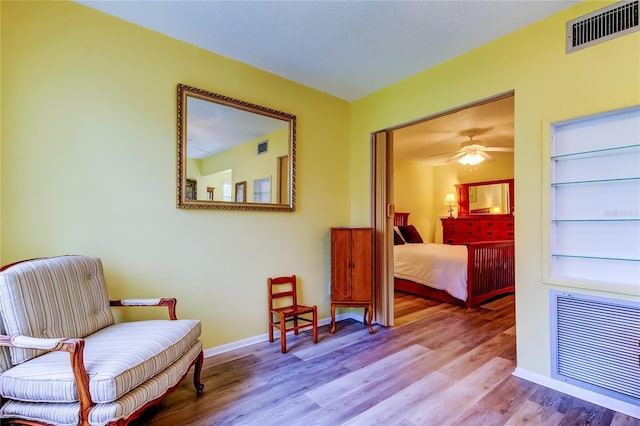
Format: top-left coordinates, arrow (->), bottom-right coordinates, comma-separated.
268,275 -> 318,353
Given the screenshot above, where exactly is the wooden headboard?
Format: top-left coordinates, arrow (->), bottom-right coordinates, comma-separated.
394,212 -> 410,226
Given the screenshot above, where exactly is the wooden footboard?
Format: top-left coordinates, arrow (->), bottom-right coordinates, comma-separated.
465,241 -> 514,308
394,278 -> 466,307
394,240 -> 515,309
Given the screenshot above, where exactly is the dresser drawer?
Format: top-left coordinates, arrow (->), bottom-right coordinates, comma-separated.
480,228 -> 501,239
447,220 -> 480,229
446,227 -> 479,239
480,221 -> 505,240
441,217 -> 514,244
480,220 -> 501,230
500,229 -> 515,239
500,221 -> 515,239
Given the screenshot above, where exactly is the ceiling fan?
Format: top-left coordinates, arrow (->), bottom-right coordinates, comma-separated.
448,136 -> 514,166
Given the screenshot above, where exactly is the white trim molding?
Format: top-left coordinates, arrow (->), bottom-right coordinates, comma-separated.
513,367 -> 640,419
203,312 -> 361,358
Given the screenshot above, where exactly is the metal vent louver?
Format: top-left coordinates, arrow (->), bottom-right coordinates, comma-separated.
567,0 -> 639,53
257,140 -> 268,155
551,291 -> 640,405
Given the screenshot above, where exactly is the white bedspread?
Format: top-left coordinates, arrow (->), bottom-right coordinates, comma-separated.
394,243 -> 468,301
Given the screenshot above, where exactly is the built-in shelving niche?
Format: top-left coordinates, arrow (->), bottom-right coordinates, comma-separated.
548,106 -> 640,288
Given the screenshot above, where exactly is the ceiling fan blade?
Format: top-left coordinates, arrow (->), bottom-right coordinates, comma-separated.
485,147 -> 514,152
423,152 -> 454,162
464,143 -> 488,151
478,151 -> 493,160
458,127 -> 494,138
448,151 -> 466,161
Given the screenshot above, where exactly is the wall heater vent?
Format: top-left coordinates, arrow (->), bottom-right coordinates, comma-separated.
567,0 -> 638,53
551,291 -> 640,405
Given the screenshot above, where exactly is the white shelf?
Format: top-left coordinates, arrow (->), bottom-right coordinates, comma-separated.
549,107 -> 640,288
551,143 -> 640,161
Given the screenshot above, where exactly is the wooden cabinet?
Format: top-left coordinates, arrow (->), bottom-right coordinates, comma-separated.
330,227 -> 374,334
441,217 -> 514,245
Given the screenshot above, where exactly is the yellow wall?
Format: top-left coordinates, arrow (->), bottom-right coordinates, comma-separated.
2,0 -> 639,385
0,1 -> 350,348
393,158 -> 434,240
351,0 -> 639,379
394,153 -> 513,243
201,126 -> 289,202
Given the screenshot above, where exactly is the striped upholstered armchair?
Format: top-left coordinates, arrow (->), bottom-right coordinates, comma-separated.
0,255 -> 204,425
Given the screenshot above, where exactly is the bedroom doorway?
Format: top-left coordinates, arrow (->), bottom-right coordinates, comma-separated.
371,91 -> 515,325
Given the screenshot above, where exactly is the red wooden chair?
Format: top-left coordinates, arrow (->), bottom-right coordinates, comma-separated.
268,275 -> 318,353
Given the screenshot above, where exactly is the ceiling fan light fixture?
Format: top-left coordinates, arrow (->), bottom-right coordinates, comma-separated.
458,152 -> 485,166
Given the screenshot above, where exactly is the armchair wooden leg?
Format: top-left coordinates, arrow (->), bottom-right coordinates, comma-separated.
193,350 -> 205,396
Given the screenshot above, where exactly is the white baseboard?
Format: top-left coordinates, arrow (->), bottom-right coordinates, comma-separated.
203,312 -> 360,358
512,367 -> 640,419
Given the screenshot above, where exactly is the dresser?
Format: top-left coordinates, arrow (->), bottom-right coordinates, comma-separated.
330,227 -> 374,334
441,216 -> 515,245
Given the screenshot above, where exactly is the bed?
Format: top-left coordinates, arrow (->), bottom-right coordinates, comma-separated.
393,212 -> 514,308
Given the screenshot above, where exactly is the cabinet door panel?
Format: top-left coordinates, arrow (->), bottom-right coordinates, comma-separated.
350,229 -> 372,301
331,230 -> 352,301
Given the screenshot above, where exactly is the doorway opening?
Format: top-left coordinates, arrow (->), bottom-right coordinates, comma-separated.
371,92 -> 515,326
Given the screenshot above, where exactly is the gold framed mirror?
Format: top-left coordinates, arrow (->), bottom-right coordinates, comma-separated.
177,84 -> 296,211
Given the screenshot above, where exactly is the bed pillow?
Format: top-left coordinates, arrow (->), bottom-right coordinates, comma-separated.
394,229 -> 405,245
398,225 -> 423,243
393,226 -> 405,240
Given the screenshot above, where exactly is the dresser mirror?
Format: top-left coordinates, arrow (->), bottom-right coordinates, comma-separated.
456,178 -> 514,217
177,84 -> 296,211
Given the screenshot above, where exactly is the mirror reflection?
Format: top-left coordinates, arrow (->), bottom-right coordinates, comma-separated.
469,183 -> 510,215
177,84 -> 296,211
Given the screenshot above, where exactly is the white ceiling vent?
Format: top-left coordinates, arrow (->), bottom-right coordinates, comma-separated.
567,0 -> 638,53
257,140 -> 268,155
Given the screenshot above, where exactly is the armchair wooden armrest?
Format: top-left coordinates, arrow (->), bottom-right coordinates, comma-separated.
110,297 -> 178,320
0,334 -> 93,424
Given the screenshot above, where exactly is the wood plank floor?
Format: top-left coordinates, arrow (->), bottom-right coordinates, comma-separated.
134,292 -> 639,426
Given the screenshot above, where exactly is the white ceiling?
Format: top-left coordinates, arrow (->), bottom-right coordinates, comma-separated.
394,94 -> 514,164
186,96 -> 289,158
77,0 -> 578,163
77,0 -> 577,102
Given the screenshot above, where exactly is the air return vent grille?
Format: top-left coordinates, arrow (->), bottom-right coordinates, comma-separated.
257,140 -> 268,155
551,291 -> 640,405
567,0 -> 639,53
